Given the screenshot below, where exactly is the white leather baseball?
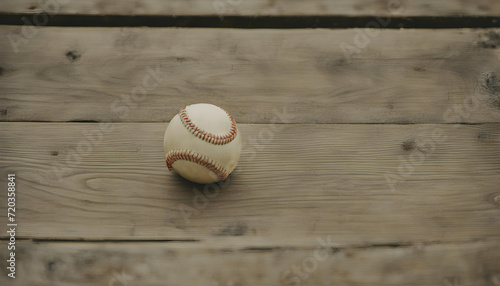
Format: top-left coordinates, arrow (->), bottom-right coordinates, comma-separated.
164,103 -> 242,184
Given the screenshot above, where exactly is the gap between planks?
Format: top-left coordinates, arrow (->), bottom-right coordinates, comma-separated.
1,14 -> 500,28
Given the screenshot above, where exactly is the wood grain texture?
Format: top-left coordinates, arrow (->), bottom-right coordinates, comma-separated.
0,123 -> 499,243
1,27 -> 500,123
0,240 -> 499,286
1,0 -> 500,16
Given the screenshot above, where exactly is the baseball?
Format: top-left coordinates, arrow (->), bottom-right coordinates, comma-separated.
163,103 -> 242,184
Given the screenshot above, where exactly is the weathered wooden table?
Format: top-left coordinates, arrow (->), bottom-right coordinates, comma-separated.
1,1 -> 500,285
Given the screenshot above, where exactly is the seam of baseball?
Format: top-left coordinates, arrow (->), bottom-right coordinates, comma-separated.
180,104 -> 237,145
165,149 -> 229,182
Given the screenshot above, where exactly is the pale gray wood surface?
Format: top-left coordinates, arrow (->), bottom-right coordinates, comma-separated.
1,0 -> 500,16
1,14 -> 500,285
1,27 -> 500,123
0,240 -> 499,286
0,123 -> 499,244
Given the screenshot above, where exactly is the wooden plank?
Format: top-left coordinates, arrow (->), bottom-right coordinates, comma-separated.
1,0 -> 500,16
1,27 -> 500,123
0,240 -> 499,285
0,123 -> 499,243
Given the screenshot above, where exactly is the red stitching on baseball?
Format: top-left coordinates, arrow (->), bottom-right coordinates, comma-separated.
180,104 -> 237,145
165,149 -> 229,182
